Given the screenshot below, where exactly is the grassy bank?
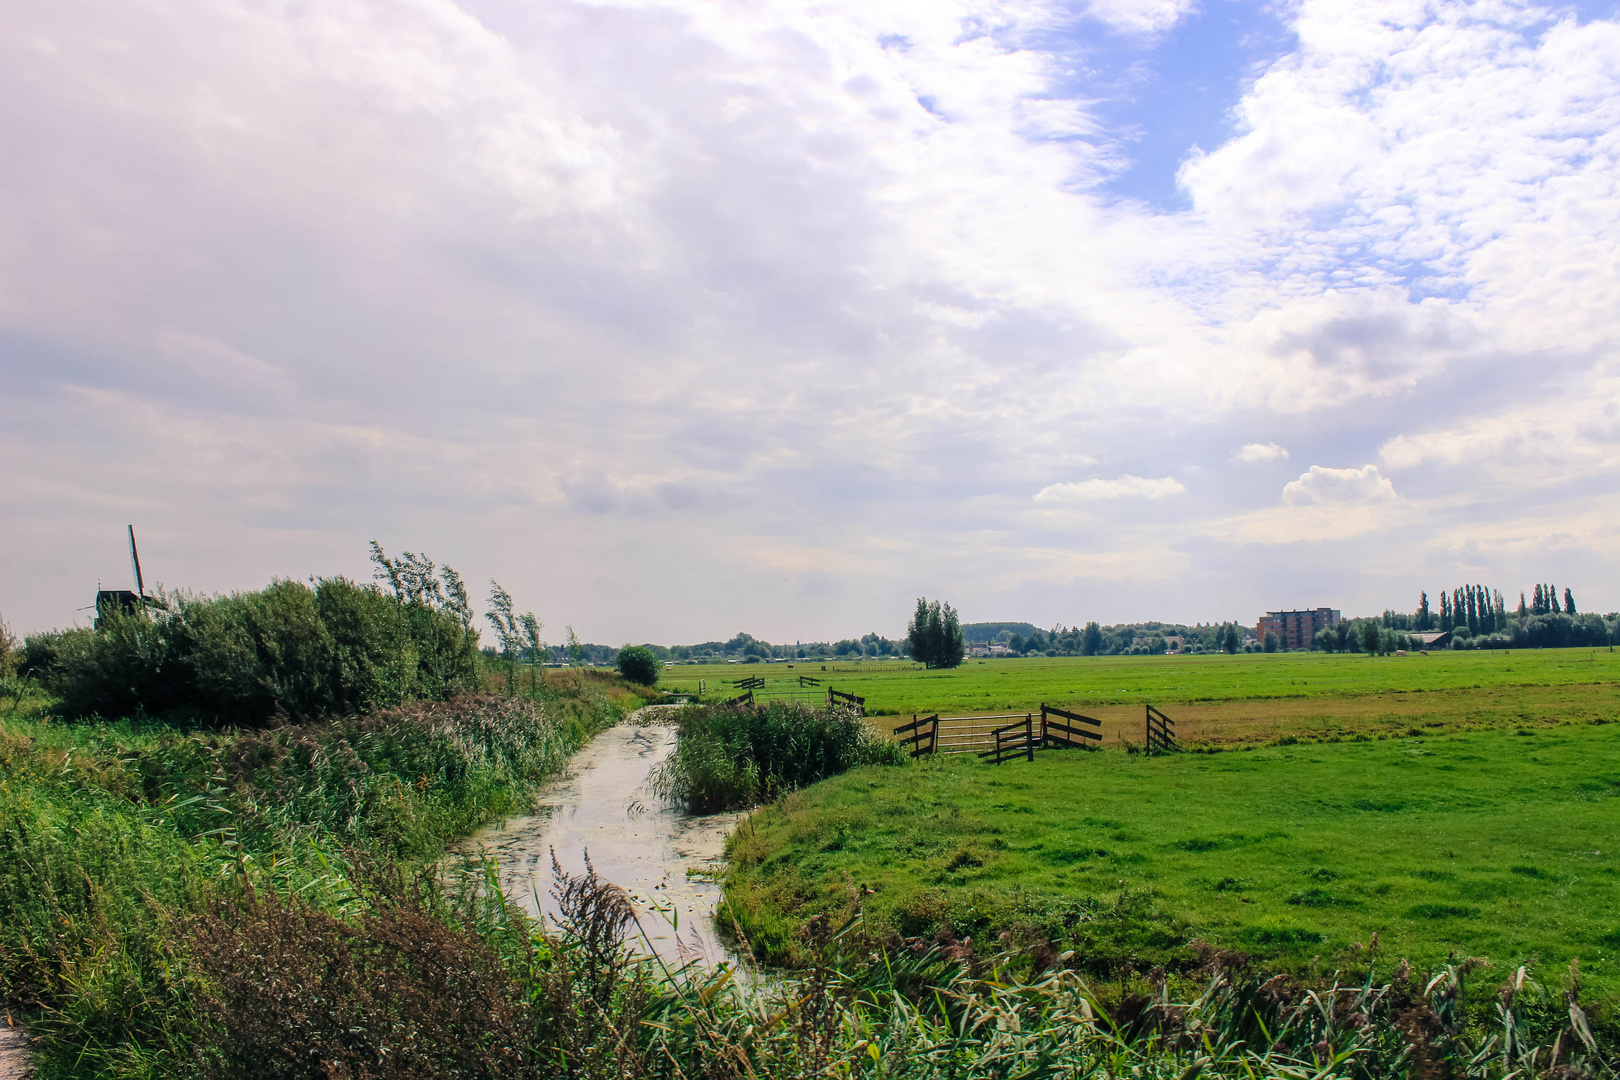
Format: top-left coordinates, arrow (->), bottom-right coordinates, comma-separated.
0,672 -> 638,1078
722,722 -> 1620,1026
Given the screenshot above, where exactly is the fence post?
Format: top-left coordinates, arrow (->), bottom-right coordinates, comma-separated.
1145,704 -> 1151,752
929,715 -> 939,755
1025,713 -> 1034,762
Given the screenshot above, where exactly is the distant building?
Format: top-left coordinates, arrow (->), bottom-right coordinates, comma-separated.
1256,607 -> 1341,650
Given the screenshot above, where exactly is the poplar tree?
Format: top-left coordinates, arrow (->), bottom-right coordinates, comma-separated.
907,597 -> 966,669
1565,588 -> 1577,615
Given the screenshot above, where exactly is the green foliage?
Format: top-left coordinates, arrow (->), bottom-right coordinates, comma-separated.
616,644 -> 660,686
907,597 -> 966,669
39,574 -> 479,726
0,685 -> 628,1078
651,700 -> 906,812
723,724 -> 1620,1018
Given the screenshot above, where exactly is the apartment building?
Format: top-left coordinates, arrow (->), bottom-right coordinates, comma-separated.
1256,607 -> 1342,650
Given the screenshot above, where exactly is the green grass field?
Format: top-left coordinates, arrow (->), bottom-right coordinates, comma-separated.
722,721 -> 1620,1020
668,648 -> 1620,745
668,648 -> 1620,711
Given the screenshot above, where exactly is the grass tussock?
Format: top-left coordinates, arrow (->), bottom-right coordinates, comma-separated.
650,699 -> 906,813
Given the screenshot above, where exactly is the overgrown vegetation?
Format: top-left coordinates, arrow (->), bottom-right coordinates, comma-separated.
721,724 -> 1620,1030
23,578 -> 479,727
650,700 -> 906,812
0,678 -> 635,1079
51,835 -> 1595,1080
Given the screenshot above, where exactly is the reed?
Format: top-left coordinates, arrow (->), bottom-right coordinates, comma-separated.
650,699 -> 907,812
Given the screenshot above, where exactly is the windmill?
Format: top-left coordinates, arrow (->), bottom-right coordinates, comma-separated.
94,526 -> 160,627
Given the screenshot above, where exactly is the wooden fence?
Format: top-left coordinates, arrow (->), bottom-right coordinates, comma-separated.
826,688 -> 865,715
981,716 -> 1036,764
729,676 -> 766,690
893,713 -> 939,758
893,704 -> 1102,764
727,689 -> 754,706
1144,704 -> 1179,754
1040,704 -> 1102,749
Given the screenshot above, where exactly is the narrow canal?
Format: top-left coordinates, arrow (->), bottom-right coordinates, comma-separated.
459,711 -> 742,968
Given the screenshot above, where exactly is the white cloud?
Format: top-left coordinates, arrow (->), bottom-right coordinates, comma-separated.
1035,475 -> 1187,503
3,0 -> 1620,635
1282,465 -> 1399,507
1236,441 -> 1290,463
1081,0 -> 1199,37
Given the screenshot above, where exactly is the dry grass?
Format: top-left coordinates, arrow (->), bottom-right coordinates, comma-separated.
880,682 -> 1619,747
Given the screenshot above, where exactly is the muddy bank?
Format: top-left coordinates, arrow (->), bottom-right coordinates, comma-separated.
458,711 -> 742,968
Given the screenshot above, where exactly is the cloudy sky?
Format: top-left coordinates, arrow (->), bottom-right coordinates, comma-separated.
4,0 -> 1619,643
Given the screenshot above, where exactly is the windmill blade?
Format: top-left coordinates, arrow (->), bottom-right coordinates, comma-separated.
128,525 -> 148,600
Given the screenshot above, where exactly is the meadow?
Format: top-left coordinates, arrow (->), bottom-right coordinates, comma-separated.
668,648 -> 1620,744
721,721 -> 1620,1022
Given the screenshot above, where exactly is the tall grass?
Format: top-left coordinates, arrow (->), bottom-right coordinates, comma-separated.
650,700 -> 906,812
438,856 -> 1613,1078
0,685 -> 631,1079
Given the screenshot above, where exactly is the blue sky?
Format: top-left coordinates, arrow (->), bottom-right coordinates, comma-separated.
3,0 -> 1620,643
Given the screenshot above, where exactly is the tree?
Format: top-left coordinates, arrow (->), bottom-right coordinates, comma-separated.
1362,620 -> 1382,656
565,625 -> 583,666
616,644 -> 659,686
906,597 -> 966,669
1221,623 -> 1239,654
1081,621 -> 1103,656
1417,591 -> 1431,630
1263,631 -> 1280,653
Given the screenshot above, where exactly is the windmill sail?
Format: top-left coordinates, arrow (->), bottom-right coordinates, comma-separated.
129,525 -> 146,598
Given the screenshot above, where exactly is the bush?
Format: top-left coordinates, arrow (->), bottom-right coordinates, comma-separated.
651,700 -> 906,813
40,577 -> 480,725
189,866 -> 533,1080
616,644 -> 660,687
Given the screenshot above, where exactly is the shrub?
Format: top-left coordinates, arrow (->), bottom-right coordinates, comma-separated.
616,644 -> 660,687
40,577 -> 479,725
651,700 -> 906,813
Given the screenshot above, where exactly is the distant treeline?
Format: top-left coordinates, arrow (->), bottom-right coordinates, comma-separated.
1333,582 -> 1616,653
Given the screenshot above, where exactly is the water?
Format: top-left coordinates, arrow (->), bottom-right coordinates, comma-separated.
457,715 -> 741,969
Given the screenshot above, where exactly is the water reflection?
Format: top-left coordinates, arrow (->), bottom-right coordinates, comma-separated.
459,718 -> 741,969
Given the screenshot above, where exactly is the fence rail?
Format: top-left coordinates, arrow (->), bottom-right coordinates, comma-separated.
827,688 -> 865,716
1145,704 -> 1179,754
893,712 -> 940,758
978,715 -> 1036,764
1041,704 -> 1102,750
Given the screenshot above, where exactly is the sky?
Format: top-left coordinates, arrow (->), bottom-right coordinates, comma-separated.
3,0 -> 1619,644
